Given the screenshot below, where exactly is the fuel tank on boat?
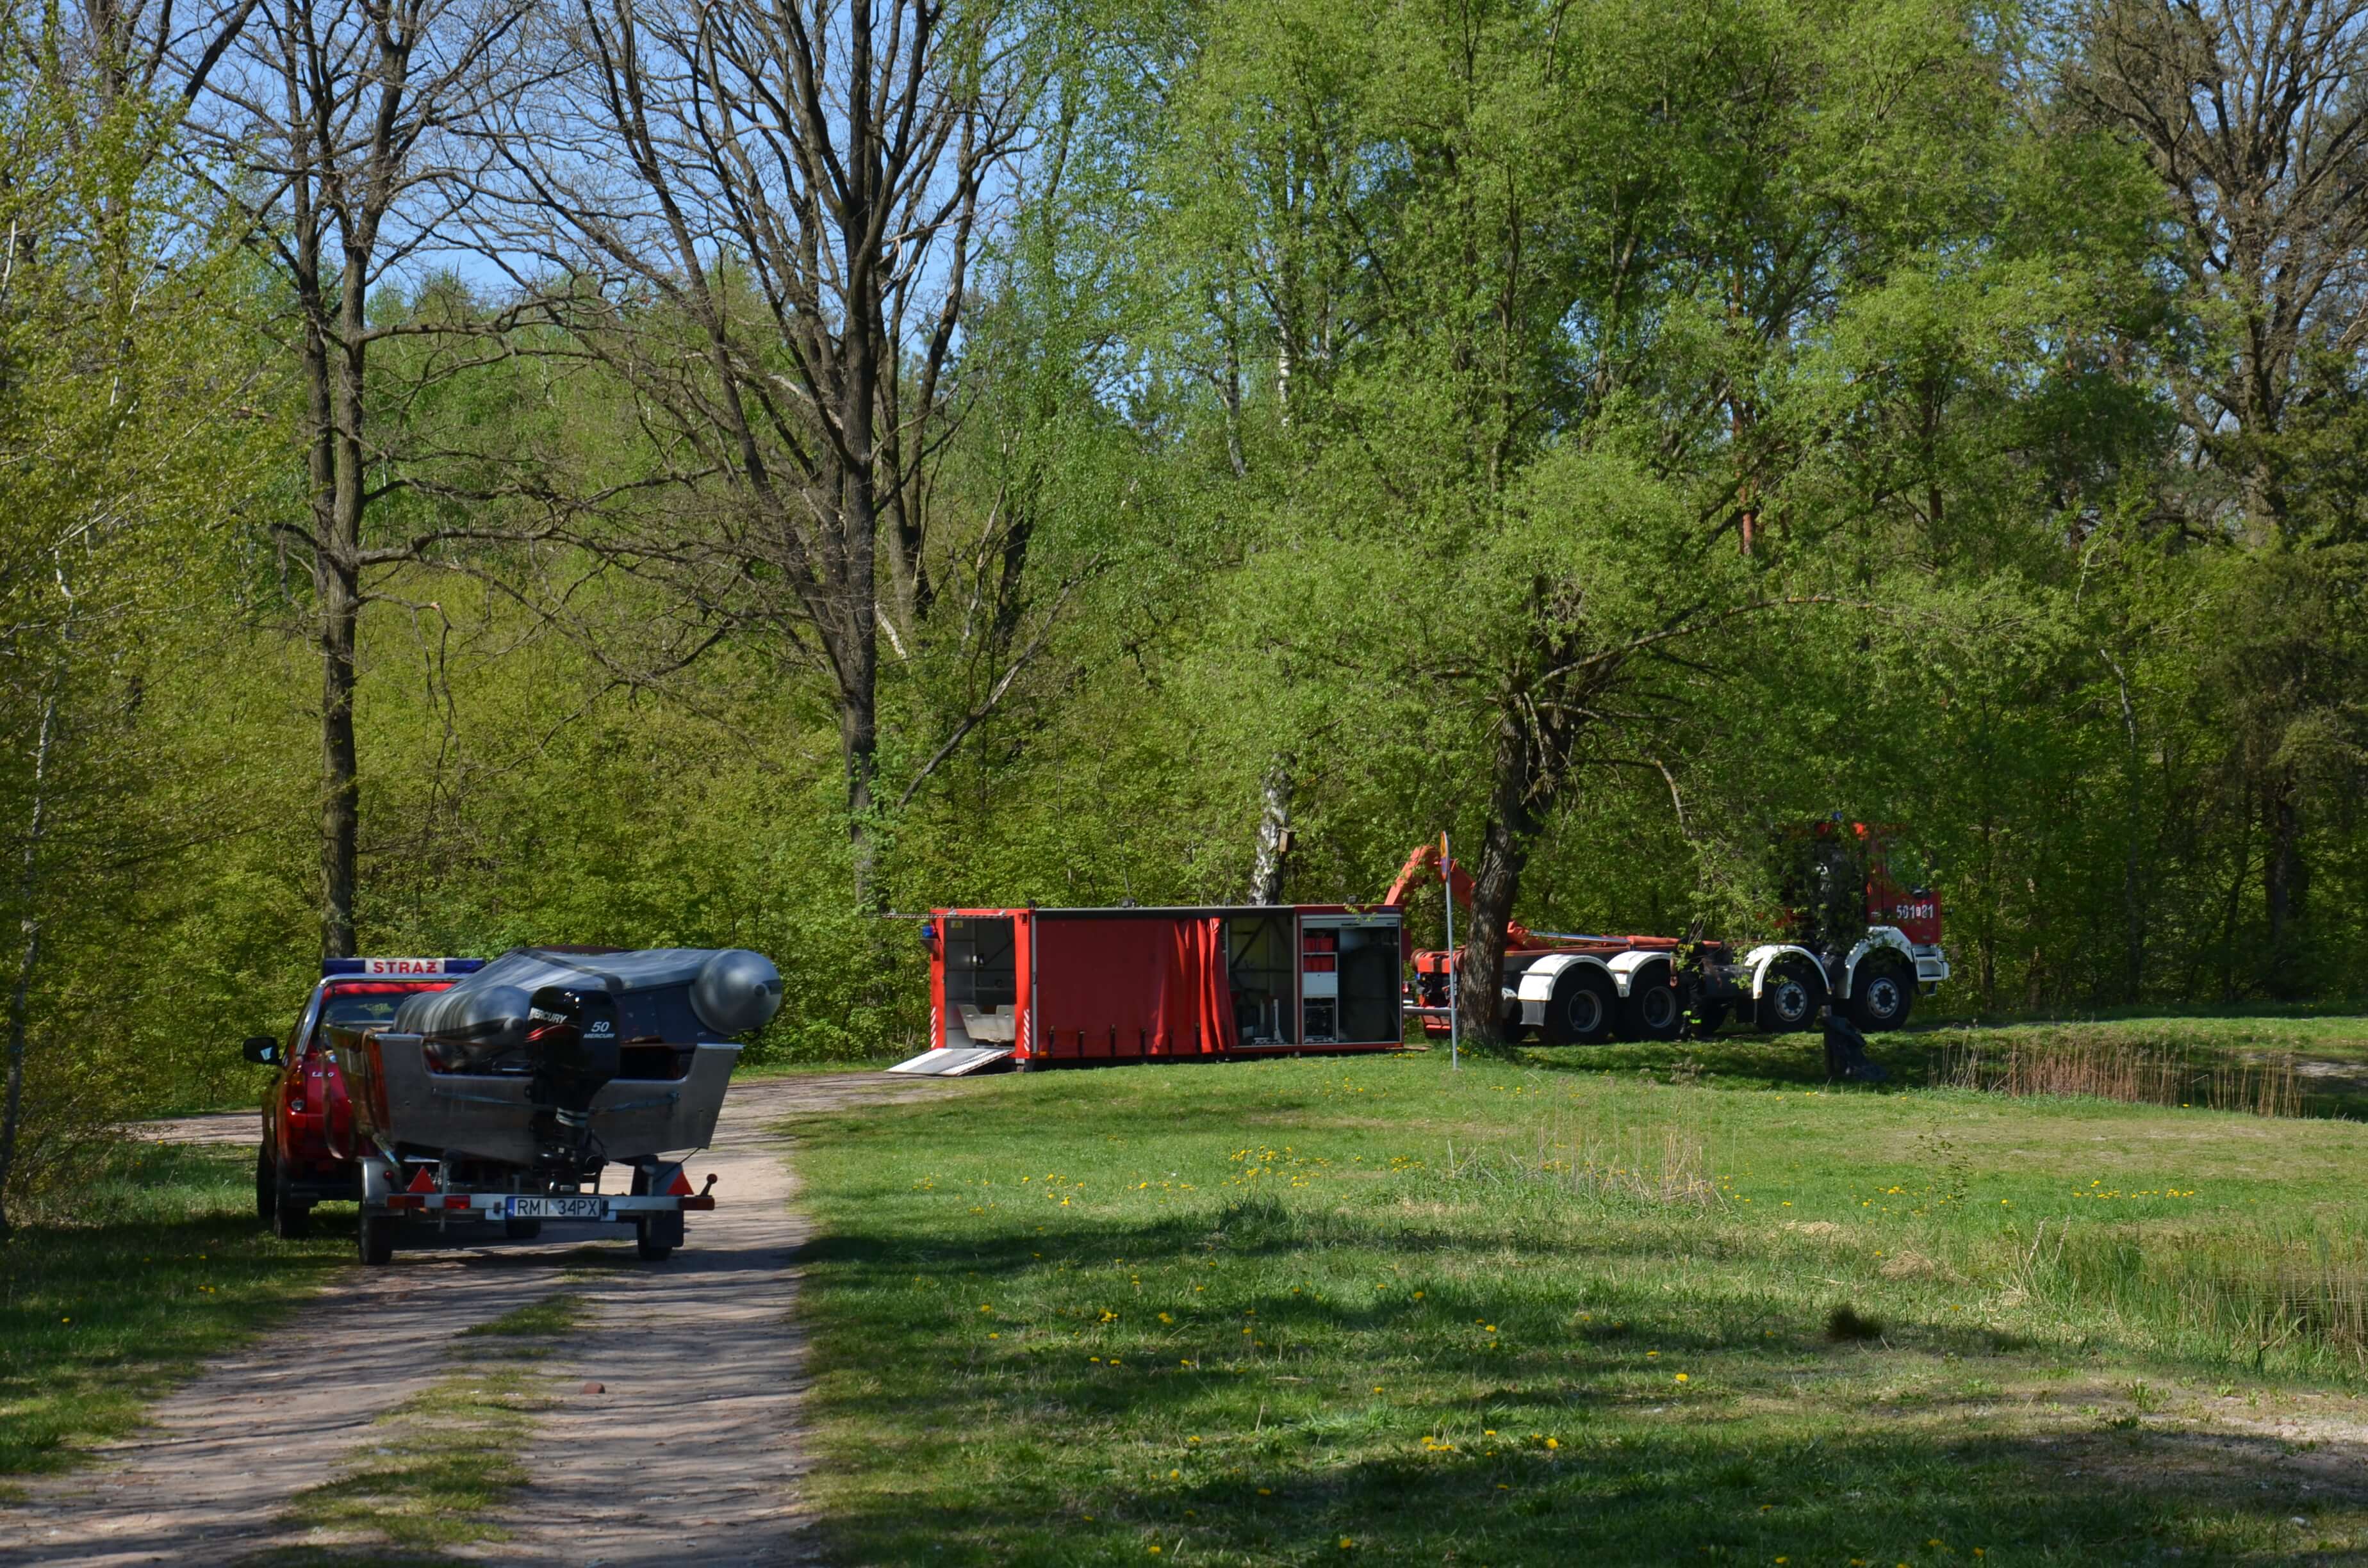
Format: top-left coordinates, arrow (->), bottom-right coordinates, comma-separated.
331,947 -> 783,1169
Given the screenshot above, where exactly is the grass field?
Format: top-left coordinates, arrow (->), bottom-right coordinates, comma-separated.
0,1142 -> 347,1494
787,1036 -> 2368,1567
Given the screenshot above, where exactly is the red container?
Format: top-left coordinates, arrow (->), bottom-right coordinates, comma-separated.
916,905 -> 1404,1071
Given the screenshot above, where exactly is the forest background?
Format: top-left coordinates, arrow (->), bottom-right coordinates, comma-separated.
3,0 -> 2365,1202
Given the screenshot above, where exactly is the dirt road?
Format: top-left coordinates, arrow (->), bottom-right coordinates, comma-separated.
1,1072 -> 942,1568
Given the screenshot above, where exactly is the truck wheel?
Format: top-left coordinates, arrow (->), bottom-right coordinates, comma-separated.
1848,963 -> 1914,1031
358,1212 -> 396,1266
272,1164 -> 313,1239
1545,967 -> 1618,1045
1620,970 -> 1684,1042
1756,960 -> 1821,1033
255,1145 -> 277,1222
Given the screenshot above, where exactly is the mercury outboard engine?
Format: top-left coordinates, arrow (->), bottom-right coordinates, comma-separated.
522,984 -> 623,1177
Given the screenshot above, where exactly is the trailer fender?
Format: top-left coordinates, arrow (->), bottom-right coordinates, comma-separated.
358,1154 -> 400,1204
1516,952 -> 1616,1028
1604,949 -> 1671,997
1840,927 -> 1916,1000
1739,944 -> 1826,1000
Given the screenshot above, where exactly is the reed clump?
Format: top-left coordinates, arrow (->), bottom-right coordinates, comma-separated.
1933,1034 -> 2303,1118
2015,1220 -> 2368,1369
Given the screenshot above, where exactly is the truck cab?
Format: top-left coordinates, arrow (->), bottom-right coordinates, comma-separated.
246,958 -> 482,1237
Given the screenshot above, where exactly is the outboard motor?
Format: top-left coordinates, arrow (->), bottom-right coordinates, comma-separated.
522,984 -> 621,1177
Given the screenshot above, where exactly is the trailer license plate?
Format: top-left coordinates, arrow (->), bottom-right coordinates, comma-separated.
506,1196 -> 605,1220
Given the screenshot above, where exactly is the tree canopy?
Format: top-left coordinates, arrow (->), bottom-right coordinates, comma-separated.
3,0 -> 2365,1189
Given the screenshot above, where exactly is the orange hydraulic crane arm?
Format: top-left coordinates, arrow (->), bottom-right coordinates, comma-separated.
1380,841 -> 1534,947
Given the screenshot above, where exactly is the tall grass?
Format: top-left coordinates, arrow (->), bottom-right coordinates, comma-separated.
1441,1120 -> 1722,1205
1934,1034 -> 2303,1117
2014,1219 -> 2368,1372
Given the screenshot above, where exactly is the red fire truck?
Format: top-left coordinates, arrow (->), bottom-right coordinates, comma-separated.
1391,821 -> 1949,1043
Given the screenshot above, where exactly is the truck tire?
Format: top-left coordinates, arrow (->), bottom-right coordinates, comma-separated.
1544,966 -> 1618,1045
254,1145 -> 276,1222
1620,968 -> 1684,1042
1755,960 -> 1822,1034
358,1212 -> 396,1266
1848,962 -> 1915,1031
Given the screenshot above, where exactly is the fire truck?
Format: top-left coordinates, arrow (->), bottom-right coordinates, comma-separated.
1390,821 -> 1949,1043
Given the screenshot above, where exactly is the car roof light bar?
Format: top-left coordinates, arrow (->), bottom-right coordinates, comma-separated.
321,957 -> 487,977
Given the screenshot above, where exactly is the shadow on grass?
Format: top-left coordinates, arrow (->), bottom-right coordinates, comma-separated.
0,1198 -> 350,1479
818,1416 -> 2364,1565
792,1188 -> 2368,1565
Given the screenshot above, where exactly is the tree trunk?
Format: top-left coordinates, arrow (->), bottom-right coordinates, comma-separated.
0,692 -> 57,1236
311,258 -> 373,961
318,554 -> 359,960
2264,768 -> 2303,984
1455,713 -> 1542,1047
1247,760 -> 1292,904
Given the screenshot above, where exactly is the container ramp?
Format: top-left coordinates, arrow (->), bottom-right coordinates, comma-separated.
885,1045 -> 1014,1076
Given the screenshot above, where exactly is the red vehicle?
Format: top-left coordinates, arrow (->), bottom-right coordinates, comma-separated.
245,957 -> 484,1237
1388,821 -> 1950,1043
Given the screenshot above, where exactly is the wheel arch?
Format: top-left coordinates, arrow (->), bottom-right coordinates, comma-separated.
1604,949 -> 1672,997
1740,943 -> 1827,1000
1515,952 -> 1616,1028
1839,927 -> 1916,1000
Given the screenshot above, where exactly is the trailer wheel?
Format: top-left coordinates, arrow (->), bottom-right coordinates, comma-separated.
635,1221 -> 675,1262
1620,970 -> 1684,1042
1848,963 -> 1914,1031
1545,967 -> 1618,1045
1756,961 -> 1822,1033
358,1212 -> 396,1266
254,1145 -> 276,1222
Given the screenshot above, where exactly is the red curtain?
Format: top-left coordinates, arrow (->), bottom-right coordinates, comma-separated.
1160,917 -> 1236,1055
1033,915 -> 1237,1058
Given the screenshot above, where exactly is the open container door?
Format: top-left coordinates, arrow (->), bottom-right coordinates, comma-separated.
891,913 -> 1021,1075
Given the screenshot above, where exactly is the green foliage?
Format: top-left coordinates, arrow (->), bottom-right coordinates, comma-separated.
0,0 -> 2363,1126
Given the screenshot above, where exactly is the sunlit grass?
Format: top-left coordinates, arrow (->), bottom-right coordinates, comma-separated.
789,1047 -> 2368,1565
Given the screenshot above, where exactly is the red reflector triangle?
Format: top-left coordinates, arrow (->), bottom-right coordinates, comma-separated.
666,1170 -> 694,1196
406,1166 -> 436,1193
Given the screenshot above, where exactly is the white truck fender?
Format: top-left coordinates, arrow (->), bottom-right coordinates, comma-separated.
1740,943 -> 1825,999
1840,927 -> 1916,1000
1515,951 -> 1615,1028
1603,948 -> 1672,997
